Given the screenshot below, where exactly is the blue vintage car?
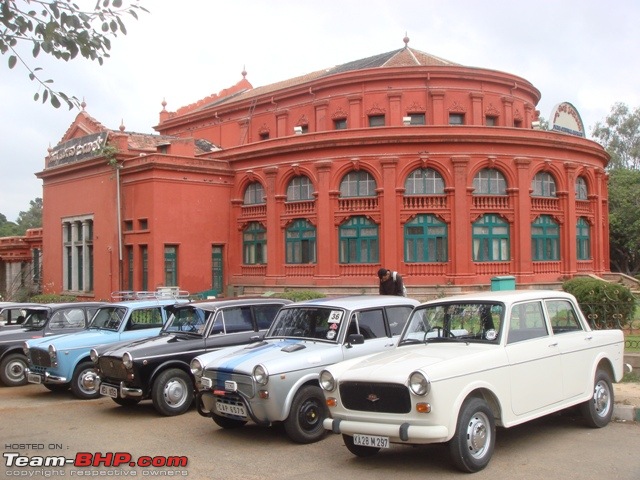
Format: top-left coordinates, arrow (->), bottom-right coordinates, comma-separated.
25,296 -> 188,399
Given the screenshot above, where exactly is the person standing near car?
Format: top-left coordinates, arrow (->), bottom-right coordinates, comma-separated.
378,268 -> 406,296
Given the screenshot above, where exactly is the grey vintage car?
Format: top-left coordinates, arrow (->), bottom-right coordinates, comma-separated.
190,295 -> 420,443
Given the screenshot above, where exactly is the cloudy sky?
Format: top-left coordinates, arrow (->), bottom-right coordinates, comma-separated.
0,0 -> 638,221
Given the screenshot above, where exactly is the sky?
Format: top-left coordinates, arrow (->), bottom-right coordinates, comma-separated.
0,0 -> 638,221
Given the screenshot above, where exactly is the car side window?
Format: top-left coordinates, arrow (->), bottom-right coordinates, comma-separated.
127,308 -> 164,330
220,307 -> 254,334
253,304 -> 282,330
507,301 -> 549,343
386,305 -> 414,336
354,309 -> 387,340
545,300 -> 584,334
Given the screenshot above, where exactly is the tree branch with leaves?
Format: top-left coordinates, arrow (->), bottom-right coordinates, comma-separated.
0,0 -> 147,109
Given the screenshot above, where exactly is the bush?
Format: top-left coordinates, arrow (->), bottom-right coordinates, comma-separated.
272,290 -> 326,302
562,277 -> 636,329
29,293 -> 78,303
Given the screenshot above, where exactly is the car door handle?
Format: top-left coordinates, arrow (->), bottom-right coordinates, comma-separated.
548,342 -> 558,347
584,335 -> 593,341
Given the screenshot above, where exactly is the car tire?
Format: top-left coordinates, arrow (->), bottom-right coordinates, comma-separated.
44,383 -> 69,392
449,397 -> 495,473
283,385 -> 328,444
342,434 -> 381,457
151,368 -> 194,416
70,361 -> 101,399
112,397 -> 141,407
580,368 -> 614,428
0,353 -> 29,386
212,412 -> 248,429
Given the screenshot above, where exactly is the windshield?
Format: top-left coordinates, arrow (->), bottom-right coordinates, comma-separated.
89,307 -> 127,331
400,301 -> 504,345
267,307 -> 345,342
163,307 -> 207,335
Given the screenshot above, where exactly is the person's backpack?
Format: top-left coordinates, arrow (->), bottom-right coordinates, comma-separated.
392,271 -> 407,297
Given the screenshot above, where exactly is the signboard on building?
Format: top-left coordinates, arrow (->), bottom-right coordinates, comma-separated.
47,132 -> 108,168
549,102 -> 585,137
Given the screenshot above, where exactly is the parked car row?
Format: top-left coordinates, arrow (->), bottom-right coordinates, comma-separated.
2,290 -> 631,473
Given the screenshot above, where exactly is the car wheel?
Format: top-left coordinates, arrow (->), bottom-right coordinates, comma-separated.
212,412 -> 248,429
449,397 -> 495,473
342,434 -> 381,457
152,368 -> 194,416
283,385 -> 328,444
112,397 -> 141,407
580,369 -> 614,428
44,383 -> 69,392
70,361 -> 101,399
0,353 -> 28,386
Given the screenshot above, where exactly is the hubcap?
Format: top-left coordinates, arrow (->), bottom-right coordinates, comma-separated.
299,398 -> 321,431
593,380 -> 611,417
164,379 -> 187,407
80,370 -> 98,394
465,412 -> 490,459
6,359 -> 26,382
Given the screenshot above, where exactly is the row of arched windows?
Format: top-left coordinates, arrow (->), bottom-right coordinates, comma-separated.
242,214 -> 591,265
243,169 -> 591,204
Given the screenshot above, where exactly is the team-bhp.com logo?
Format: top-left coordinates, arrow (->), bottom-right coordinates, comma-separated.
4,451 -> 188,468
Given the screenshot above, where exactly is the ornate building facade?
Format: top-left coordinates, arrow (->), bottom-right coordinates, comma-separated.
33,41 -> 609,300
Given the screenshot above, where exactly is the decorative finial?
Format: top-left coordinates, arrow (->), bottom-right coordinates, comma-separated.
119,119 -> 125,132
81,97 -> 86,110
242,65 -> 247,79
161,98 -> 167,111
403,32 -> 410,48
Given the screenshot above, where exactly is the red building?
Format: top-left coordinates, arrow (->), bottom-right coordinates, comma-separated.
33,40 -> 609,301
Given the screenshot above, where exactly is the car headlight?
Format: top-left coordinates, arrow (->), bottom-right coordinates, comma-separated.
48,344 -> 57,361
122,352 -> 133,369
319,370 -> 336,392
190,358 -> 203,378
253,364 -> 269,385
22,341 -> 30,357
409,371 -> 430,396
90,348 -> 99,364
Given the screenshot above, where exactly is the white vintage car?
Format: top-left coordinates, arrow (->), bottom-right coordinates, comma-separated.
320,290 -> 630,473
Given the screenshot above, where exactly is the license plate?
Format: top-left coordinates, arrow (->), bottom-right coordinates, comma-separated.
352,434 -> 390,448
27,373 -> 42,384
100,384 -> 118,398
216,401 -> 247,417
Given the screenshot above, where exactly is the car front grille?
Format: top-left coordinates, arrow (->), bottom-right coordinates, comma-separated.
203,371 -> 255,399
30,348 -> 51,368
97,357 -> 127,381
339,381 -> 411,414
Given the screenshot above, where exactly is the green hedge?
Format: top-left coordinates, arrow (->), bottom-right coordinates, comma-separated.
29,293 -> 78,303
562,277 -> 636,329
272,290 -> 326,302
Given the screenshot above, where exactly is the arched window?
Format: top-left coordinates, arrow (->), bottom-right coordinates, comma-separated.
531,215 -> 559,261
472,214 -> 510,261
286,219 -> 316,264
575,176 -> 588,200
244,182 -> 265,205
340,171 -> 376,197
404,214 -> 448,262
287,176 -> 313,202
243,222 -> 266,264
339,216 -> 379,263
531,172 -> 557,197
576,218 -> 590,260
473,168 -> 506,195
405,168 -> 444,195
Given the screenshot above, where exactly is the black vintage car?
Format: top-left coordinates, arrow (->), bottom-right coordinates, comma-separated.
92,297 -> 292,416
0,302 -> 107,386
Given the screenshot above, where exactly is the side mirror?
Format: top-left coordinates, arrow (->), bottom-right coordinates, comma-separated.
346,333 -> 365,346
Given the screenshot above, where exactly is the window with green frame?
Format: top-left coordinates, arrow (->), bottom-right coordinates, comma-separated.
404,168 -> 444,195
243,222 -> 266,264
473,168 -> 506,195
404,214 -> 448,262
164,245 -> 178,286
339,216 -> 379,263
576,217 -> 590,260
286,219 -> 317,264
287,176 -> 313,202
472,214 -> 510,261
244,182 -> 265,205
531,215 -> 559,261
531,171 -> 556,197
339,171 -> 376,197
575,176 -> 588,200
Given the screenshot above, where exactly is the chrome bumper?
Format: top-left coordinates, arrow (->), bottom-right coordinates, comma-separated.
25,367 -> 67,384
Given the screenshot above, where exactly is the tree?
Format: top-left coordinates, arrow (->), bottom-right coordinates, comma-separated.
0,0 -> 147,109
16,197 -> 43,232
0,213 -> 20,237
607,168 -> 640,275
592,102 -> 640,170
